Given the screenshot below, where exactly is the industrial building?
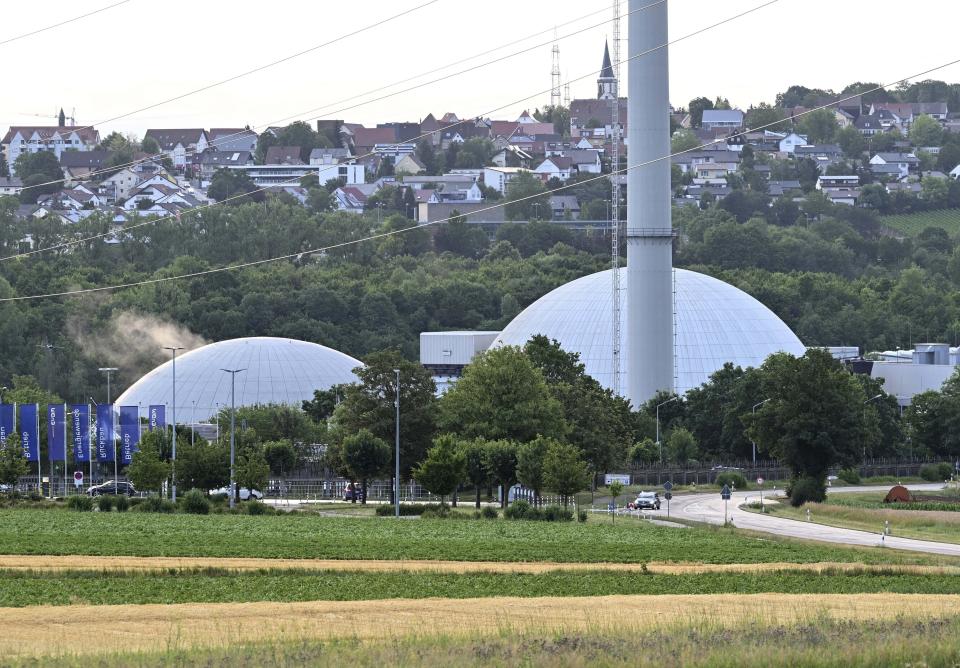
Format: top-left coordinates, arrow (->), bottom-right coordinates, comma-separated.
850,343 -> 960,406
116,337 -> 361,424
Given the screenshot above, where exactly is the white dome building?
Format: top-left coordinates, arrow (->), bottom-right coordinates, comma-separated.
493,269 -> 805,396
116,337 -> 361,423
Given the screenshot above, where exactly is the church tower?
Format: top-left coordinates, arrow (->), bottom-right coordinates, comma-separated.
598,40 -> 616,100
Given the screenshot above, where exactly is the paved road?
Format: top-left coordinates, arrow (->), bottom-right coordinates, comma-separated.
667,483 -> 960,557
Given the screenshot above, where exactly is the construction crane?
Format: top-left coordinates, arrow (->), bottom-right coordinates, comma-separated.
18,108 -> 76,126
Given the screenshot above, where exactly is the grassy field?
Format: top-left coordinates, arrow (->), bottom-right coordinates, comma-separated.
760,500 -> 960,544
826,489 -> 960,512
14,618 -> 960,668
2,508 -> 952,565
1,568 -> 959,607
3,596 -> 960,664
881,208 -> 960,236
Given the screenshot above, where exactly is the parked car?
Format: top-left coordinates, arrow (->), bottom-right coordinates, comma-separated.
211,486 -> 263,501
343,482 -> 365,502
87,481 -> 136,497
634,492 -> 661,510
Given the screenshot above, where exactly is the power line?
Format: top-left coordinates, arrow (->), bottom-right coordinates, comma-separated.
0,0 -> 135,47
3,0 -> 760,261
13,46 -> 953,304
10,1 -> 650,193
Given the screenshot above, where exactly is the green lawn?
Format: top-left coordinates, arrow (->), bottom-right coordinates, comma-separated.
0,508 -> 953,565
881,209 -> 960,236
0,568 -> 957,608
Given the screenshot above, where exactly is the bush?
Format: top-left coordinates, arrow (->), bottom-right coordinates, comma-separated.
789,476 -> 827,507
420,505 -> 452,519
504,500 -> 532,520
243,501 -> 273,516
715,472 -> 748,490
66,495 -> 93,512
134,495 -> 176,514
920,463 -> 954,482
480,506 -> 498,519
181,489 -> 210,515
837,468 -> 861,485
96,495 -> 115,512
209,493 -> 229,507
578,510 -> 588,523
375,504 -> 436,517
504,501 -> 572,522
114,495 -> 129,513
542,505 -> 574,522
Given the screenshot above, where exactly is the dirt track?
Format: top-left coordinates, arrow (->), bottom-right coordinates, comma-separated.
1,555 -> 957,575
3,593 -> 959,658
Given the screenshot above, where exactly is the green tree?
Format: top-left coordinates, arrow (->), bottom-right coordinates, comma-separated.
543,440 -> 590,508
439,346 -> 566,443
207,168 -> 263,204
836,126 -> 866,158
608,479 -> 623,522
671,129 -> 701,153
629,438 -> 658,466
413,434 -> 467,506
126,433 -> 169,495
798,109 -> 838,144
434,212 -> 489,258
177,435 -> 228,492
455,138 -> 495,169
744,103 -> 787,131
516,436 -> 552,506
0,435 -> 28,488
687,97 -> 714,128
667,427 -> 699,464
746,349 -> 869,504
341,429 -> 391,504
504,171 -> 549,221
461,439 -> 489,508
334,350 -> 437,478
909,114 -> 944,147
482,440 -> 518,508
235,445 -> 270,498
263,440 -> 297,477
14,152 -> 63,203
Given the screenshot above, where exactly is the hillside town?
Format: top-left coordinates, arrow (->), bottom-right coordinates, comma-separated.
2,42 -> 960,238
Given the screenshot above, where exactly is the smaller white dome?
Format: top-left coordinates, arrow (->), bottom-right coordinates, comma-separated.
116,337 -> 361,423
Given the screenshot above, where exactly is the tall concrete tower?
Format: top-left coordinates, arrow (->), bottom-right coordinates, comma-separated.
626,0 -> 674,407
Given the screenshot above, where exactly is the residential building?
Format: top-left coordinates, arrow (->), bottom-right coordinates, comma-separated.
194,150 -> 254,181
264,146 -> 304,165
59,150 -> 113,182
776,132 -> 808,153
534,156 -> 574,182
483,167 -> 530,195
395,154 -> 426,176
0,177 -> 23,196
144,129 -> 209,170
870,152 -> 919,179
309,148 -> 352,165
701,109 -> 745,130
207,128 -> 258,153
2,125 -> 100,175
550,195 -> 581,219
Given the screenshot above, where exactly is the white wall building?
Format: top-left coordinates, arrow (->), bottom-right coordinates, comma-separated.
2,126 -> 100,174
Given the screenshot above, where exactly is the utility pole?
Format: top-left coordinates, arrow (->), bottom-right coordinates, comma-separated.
550,36 -> 562,109
394,369 -> 401,518
222,369 -> 245,509
611,0 -> 623,397
163,346 -> 184,501
99,367 -> 118,485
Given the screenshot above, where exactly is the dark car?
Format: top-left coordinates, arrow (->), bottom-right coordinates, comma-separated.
86,481 -> 136,497
343,482 -> 365,502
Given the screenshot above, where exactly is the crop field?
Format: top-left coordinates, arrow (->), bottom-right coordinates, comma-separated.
881,208 -> 960,236
825,489 -> 960,512
4,505 -> 960,665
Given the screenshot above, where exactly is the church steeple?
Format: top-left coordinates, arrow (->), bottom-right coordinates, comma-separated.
598,40 -> 616,100
58,108 -> 66,127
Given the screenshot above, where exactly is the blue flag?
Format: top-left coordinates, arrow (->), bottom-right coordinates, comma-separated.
149,405 -> 166,432
20,404 -> 39,463
71,405 -> 90,463
96,404 -> 114,463
48,404 -> 66,462
119,406 -> 140,466
0,404 -> 14,446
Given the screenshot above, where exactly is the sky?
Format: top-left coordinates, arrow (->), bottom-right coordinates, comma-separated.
2,0 -> 960,139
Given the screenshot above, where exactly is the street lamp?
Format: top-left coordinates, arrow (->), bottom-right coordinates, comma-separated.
863,394 -> 884,460
394,368 -> 401,518
751,399 -> 772,465
656,396 -> 679,464
99,367 -> 119,486
221,369 -> 245,509
163,346 -> 184,501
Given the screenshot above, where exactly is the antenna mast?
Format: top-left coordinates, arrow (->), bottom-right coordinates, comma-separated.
611,0 -> 623,396
551,32 -> 562,109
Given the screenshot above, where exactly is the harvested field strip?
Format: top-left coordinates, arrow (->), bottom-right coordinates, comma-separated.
2,555 -> 959,576
2,570 -> 960,607
3,594 -> 960,659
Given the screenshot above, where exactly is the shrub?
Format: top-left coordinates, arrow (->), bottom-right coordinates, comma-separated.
920,463 -> 954,482
789,476 -> 826,507
243,501 -> 273,516
96,495 -> 115,512
837,468 -> 861,485
504,500 -> 532,520
114,495 -> 129,513
181,489 -> 210,515
481,506 -> 498,519
134,495 -> 176,514
420,505 -> 452,519
66,495 -> 93,512
715,472 -> 748,490
375,504 -> 437,517
577,510 -> 588,523
542,505 -> 574,522
209,493 -> 229,507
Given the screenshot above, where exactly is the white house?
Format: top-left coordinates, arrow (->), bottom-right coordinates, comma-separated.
0,177 -> 23,196
778,133 -> 808,154
870,153 -> 919,179
950,164 -> 960,180
2,126 -> 100,175
144,129 -> 209,170
483,167 -> 530,195
534,156 -> 574,182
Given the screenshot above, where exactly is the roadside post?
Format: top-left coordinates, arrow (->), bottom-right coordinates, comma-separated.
721,484 -> 731,524
663,481 -> 673,518
73,471 -> 83,494
757,477 -> 765,510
